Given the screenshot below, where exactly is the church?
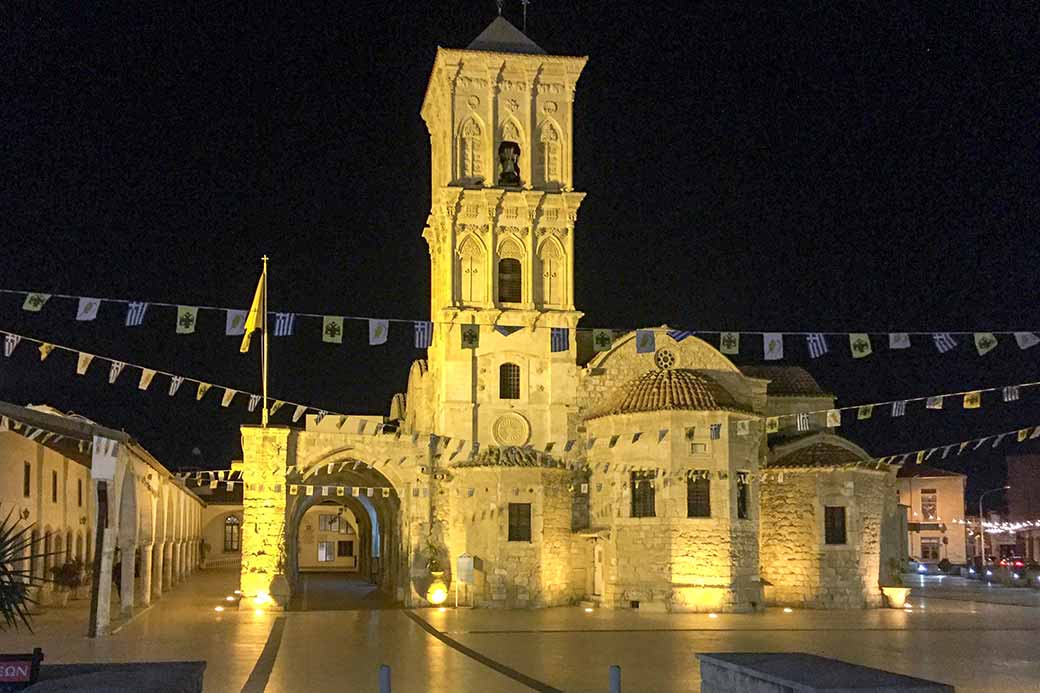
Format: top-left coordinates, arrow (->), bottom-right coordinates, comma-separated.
238,17 -> 902,613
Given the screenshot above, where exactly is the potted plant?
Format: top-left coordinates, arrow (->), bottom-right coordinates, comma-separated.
1,507 -> 49,630
879,558 -> 910,608
48,560 -> 84,607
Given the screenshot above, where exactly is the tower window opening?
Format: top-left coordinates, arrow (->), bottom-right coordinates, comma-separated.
500,363 -> 521,399
498,258 -> 522,303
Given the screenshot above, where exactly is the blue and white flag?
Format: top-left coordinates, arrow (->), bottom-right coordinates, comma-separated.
796,412 -> 810,432
273,313 -> 295,336
76,297 -> 100,321
763,333 -> 783,360
806,333 -> 828,359
550,327 -> 569,352
168,375 -> 184,397
932,333 -> 957,353
108,361 -> 125,384
414,321 -> 433,348
709,423 -> 722,440
667,330 -> 694,342
891,400 -> 906,417
315,409 -> 327,425
3,334 -> 20,358
126,302 -> 148,327
248,394 -> 261,412
494,325 -> 522,337
635,330 -> 656,353
1003,386 -> 1020,402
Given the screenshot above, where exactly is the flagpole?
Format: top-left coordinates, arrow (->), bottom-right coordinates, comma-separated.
261,255 -> 269,428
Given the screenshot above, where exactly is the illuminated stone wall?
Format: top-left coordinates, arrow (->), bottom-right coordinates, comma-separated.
239,426 -> 290,598
759,467 -> 892,608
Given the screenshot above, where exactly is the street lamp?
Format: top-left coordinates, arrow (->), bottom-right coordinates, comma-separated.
978,485 -> 1010,571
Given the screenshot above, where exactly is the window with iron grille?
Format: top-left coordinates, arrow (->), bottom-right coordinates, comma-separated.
736,472 -> 749,519
631,471 -> 656,518
920,489 -> 937,521
508,503 -> 532,541
824,506 -> 846,545
498,258 -> 522,302
500,363 -> 521,399
224,515 -> 241,552
23,462 -> 31,498
687,473 -> 711,518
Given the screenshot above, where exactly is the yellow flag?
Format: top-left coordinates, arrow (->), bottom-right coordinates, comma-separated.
963,391 -> 981,409
240,271 -> 265,353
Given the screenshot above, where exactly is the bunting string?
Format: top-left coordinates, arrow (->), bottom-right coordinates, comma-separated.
3,288 -> 1039,359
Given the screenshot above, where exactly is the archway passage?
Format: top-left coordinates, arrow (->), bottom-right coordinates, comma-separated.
285,465 -> 402,611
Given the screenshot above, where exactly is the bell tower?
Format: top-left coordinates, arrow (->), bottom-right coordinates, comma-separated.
419,17 -> 588,447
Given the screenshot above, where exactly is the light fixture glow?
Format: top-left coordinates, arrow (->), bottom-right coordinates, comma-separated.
1013,573 -> 1020,579
986,570 -> 993,577
917,564 -> 927,572
225,596 -> 235,602
584,607 -> 594,613
708,613 -> 718,619
254,609 -> 264,616
214,606 -> 224,612
438,607 -> 447,613
783,607 -> 793,613
968,568 -> 975,574
254,591 -> 272,605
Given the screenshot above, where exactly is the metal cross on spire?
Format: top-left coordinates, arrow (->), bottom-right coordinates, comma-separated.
496,0 -> 503,15
522,0 -> 530,32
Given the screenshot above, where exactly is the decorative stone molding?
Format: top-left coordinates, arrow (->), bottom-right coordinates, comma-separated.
492,413 -> 531,446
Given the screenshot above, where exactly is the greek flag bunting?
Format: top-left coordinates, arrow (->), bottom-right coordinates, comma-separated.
76,297 -> 100,321
1014,332 -> 1039,350
766,417 -> 779,433
248,394 -> 261,412
736,420 -> 750,436
891,400 -> 906,417
796,412 -> 810,432
176,306 -> 198,334
292,405 -> 307,423
196,383 -> 211,401
274,312 -> 295,336
322,316 -> 344,344
138,369 -> 156,390
635,330 -> 656,353
414,321 -> 433,348
221,389 -> 236,407
3,334 -> 20,357
974,332 -> 998,356
926,396 -> 944,410
592,329 -> 613,352
369,319 -> 389,345
806,333 -> 828,359
1003,386 -> 1020,402
168,375 -> 185,397
857,404 -> 874,420
225,309 -> 247,335
126,302 -> 148,326
38,343 -> 54,361
932,333 -> 957,353
826,409 -> 841,428
108,361 -> 126,384
763,333 -> 783,360
21,293 -> 50,312
849,333 -> 872,358
667,330 -> 694,342
76,352 -> 94,375
963,391 -> 981,409
709,423 -> 722,440
719,332 -> 740,355
315,410 -> 327,425
461,324 -> 480,349
550,327 -> 570,352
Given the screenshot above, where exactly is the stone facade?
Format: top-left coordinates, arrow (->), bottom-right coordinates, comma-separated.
236,18 -> 899,613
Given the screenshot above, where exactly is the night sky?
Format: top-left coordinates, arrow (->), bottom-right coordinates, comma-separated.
2,3 -> 1037,512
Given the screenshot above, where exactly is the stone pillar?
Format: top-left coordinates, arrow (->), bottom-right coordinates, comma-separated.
240,426 -> 291,600
163,542 -> 174,591
94,527 -> 117,635
174,541 -> 184,582
136,544 -> 153,607
120,544 -> 136,617
152,541 -> 164,600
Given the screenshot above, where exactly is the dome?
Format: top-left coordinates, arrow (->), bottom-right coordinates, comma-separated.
586,368 -> 750,420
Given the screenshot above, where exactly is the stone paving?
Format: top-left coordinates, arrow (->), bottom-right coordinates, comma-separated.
4,568 -> 1040,692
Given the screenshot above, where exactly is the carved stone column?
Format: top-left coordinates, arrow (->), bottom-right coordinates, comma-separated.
240,426 -> 291,601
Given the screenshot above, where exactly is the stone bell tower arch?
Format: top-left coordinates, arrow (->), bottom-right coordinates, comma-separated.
419,16 -> 588,450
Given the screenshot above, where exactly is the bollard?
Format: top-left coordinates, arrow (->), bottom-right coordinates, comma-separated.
609,664 -> 621,692
379,664 -> 391,693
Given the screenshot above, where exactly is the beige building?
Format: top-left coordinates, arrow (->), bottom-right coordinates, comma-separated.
238,17 -> 900,613
0,400 -> 204,634
896,465 -> 967,565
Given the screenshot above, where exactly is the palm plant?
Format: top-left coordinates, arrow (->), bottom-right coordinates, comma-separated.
0,506 -> 50,631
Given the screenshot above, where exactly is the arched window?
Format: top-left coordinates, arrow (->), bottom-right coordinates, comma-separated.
500,363 -> 521,399
498,238 -> 524,303
538,241 -> 564,307
459,119 -> 483,180
539,122 -> 562,185
458,236 -> 485,304
224,515 -> 241,553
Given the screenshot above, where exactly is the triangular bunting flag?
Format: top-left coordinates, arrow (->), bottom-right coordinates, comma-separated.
414,321 -> 433,348
963,391 -> 981,409
857,404 -> 873,420
974,332 -> 998,356
196,382 -> 211,401
76,352 -> 94,375
168,375 -> 184,396
461,324 -> 480,349
221,389 -> 236,407
139,369 -> 156,390
125,301 -> 148,326
888,333 -> 911,349
4,334 -> 21,358
550,327 -> 569,352
635,329 -> 656,353
248,395 -> 261,412
765,417 -> 779,433
270,401 -> 285,416
225,309 -> 247,336
926,396 -> 943,410
493,324 -> 522,337
1014,332 -> 1039,350
592,329 -> 613,352
108,361 -> 126,384
38,343 -> 54,361
292,405 -> 307,422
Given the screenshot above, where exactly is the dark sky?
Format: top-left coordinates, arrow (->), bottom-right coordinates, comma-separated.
2,3 -> 1037,511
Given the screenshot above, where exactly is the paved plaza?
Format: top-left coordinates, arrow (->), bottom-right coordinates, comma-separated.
5,568 -> 1040,692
